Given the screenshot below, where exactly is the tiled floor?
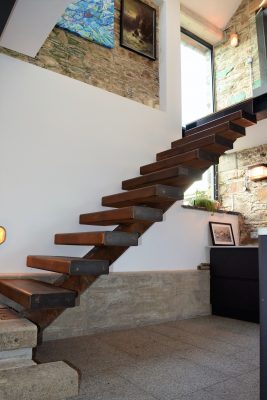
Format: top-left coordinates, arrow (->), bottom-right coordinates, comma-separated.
36,316 -> 259,400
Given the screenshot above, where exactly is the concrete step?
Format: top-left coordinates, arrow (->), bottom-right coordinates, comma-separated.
0,361 -> 79,400
0,305 -> 79,399
0,306 -> 37,352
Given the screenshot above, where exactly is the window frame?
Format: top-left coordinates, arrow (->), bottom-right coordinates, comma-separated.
181,27 -> 215,131
180,29 -> 217,201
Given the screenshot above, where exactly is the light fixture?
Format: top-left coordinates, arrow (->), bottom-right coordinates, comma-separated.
248,163 -> 267,181
259,0 -> 267,9
230,33 -> 239,47
0,227 -> 6,245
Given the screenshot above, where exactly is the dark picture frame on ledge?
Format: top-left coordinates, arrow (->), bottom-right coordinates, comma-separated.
120,0 -> 156,60
209,222 -> 235,246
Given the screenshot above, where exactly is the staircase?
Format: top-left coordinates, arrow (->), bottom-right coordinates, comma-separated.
0,108 -> 257,399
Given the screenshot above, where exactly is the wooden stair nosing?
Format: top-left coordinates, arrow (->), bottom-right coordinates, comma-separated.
171,121 -> 245,149
122,165 -> 202,191
54,231 -> 139,246
79,206 -> 163,225
156,135 -> 233,161
102,184 -> 184,208
185,110 -> 256,136
140,149 -> 219,175
0,279 -> 76,310
27,256 -> 110,275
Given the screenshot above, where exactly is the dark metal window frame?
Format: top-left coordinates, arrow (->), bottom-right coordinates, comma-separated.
180,28 -> 217,200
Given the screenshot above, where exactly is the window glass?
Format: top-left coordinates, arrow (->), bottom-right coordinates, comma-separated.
181,31 -> 213,126
184,167 -> 215,205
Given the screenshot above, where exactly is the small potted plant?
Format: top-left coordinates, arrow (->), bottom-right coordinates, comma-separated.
190,191 -> 220,212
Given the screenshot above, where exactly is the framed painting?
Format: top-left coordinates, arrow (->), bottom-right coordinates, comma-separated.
120,0 -> 156,60
57,0 -> 114,49
209,222 -> 236,246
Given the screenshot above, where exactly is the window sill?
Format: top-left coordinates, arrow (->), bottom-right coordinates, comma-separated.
181,205 -> 240,216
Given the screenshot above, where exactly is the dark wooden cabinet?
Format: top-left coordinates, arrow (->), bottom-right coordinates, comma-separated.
210,247 -> 259,323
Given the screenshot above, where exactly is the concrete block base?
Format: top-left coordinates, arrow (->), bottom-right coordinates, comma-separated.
0,361 -> 79,400
0,306 -> 37,351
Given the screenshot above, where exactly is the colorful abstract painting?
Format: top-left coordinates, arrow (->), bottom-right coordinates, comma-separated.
57,0 -> 114,48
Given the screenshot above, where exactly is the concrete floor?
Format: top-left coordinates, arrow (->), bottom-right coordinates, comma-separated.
36,316 -> 259,400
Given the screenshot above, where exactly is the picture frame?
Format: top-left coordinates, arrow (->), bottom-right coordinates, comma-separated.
209,222 -> 235,246
120,0 -> 156,60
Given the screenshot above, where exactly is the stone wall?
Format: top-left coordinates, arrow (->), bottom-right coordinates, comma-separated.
44,270 -> 210,341
214,0 -> 260,111
0,0 -> 159,108
218,144 -> 267,244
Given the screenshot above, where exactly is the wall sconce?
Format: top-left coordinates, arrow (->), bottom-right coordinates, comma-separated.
248,163 -> 267,181
230,33 -> 239,47
0,227 -> 6,245
259,0 -> 267,10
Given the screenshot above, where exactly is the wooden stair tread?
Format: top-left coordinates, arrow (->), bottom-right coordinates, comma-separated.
0,279 -> 76,310
80,206 -> 163,225
140,149 -> 219,175
27,256 -> 110,275
185,100 -> 254,130
157,135 -> 233,161
172,121 -> 245,149
102,184 -> 184,208
55,231 -> 139,246
122,165 -> 201,190
185,110 -> 256,136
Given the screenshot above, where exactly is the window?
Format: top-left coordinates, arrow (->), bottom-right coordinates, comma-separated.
180,29 -> 215,203
181,29 -> 214,127
183,167 -> 215,205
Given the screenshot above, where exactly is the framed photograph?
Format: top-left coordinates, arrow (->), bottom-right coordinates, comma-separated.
120,0 -> 156,60
209,222 -> 235,246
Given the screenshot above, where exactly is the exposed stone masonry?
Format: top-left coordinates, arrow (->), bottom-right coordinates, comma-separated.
214,0 -> 260,111
218,144 -> 267,244
0,0 -> 159,108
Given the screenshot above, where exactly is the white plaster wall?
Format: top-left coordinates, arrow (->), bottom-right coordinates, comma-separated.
0,0 -> 253,274
0,52 -> 179,274
231,118 -> 267,152
0,0 -> 187,274
113,203 -> 240,271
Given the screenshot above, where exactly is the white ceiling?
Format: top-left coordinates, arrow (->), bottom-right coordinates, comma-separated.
180,0 -> 243,30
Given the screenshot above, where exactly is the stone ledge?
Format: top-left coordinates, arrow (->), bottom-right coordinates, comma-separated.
182,205 -> 241,215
